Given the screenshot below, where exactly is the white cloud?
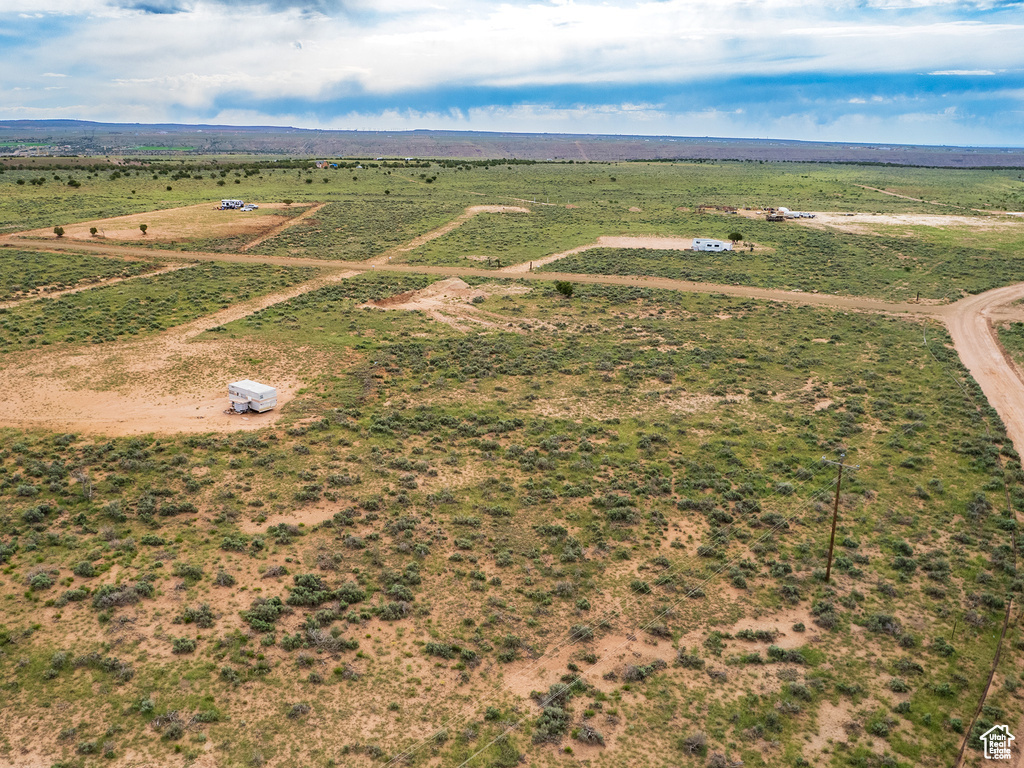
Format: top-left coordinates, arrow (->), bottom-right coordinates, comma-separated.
1,0 -> 1023,144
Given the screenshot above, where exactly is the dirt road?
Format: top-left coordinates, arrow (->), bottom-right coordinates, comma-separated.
241,202 -> 324,251
7,232 -> 1024,452
0,267 -> 361,436
364,205 -> 529,265
937,284 -> 1024,448
498,235 -> 695,274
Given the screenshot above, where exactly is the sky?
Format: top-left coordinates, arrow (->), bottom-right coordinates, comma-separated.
1,0 -> 1023,147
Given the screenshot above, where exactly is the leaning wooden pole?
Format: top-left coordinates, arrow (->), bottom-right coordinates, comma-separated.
822,454 -> 858,583
825,461 -> 844,583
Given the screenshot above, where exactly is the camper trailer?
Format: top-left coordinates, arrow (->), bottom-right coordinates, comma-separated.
220,199 -> 245,210
691,238 -> 733,252
228,380 -> 278,413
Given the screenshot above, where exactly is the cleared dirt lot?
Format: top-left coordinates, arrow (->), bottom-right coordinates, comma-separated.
14,201 -> 309,243
499,235 -> 694,273
0,269 -> 359,435
800,211 -> 1023,234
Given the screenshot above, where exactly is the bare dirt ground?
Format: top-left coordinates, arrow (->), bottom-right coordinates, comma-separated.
499,235 -> 694,274
0,269 -> 360,435
365,204 -> 530,265
13,202 -> 302,243
0,262 -> 188,309
361,276 -> 534,333
800,211 -> 1021,234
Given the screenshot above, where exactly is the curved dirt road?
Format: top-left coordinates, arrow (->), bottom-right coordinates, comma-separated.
937,284 -> 1024,448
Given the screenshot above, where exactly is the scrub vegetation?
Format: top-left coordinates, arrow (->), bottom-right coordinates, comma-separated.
0,154 -> 1021,768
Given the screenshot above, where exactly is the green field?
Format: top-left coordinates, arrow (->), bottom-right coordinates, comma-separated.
249,199 -> 462,260
0,261 -> 316,348
0,156 -> 1020,768
0,249 -> 163,301
536,225 -> 1024,301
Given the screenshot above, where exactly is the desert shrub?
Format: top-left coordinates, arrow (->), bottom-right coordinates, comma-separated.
533,705 -> 570,743
91,578 -> 154,609
171,637 -> 196,654
56,588 -> 88,606
172,562 -> 203,582
177,603 -> 215,628
865,614 -> 903,636
676,648 -> 705,669
623,659 -> 667,682
575,724 -> 604,746
242,597 -> 287,632
28,571 -> 55,591
425,642 -> 456,659
630,580 -> 652,594
569,624 -> 594,642
378,601 -> 411,621
682,731 -> 708,755
220,536 -> 248,552
287,573 -> 332,606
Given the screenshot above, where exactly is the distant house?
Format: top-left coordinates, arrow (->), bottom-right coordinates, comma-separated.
692,238 -> 733,252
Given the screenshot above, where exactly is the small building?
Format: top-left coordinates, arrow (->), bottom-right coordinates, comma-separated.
692,238 -> 733,252
220,199 -> 244,210
228,380 -> 278,413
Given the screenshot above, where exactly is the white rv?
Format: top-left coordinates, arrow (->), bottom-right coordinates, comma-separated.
691,238 -> 733,252
228,380 -> 278,413
220,199 -> 245,210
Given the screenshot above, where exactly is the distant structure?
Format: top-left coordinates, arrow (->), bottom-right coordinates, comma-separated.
228,380 -> 278,413
220,199 -> 245,209
774,207 -> 815,219
692,238 -> 733,252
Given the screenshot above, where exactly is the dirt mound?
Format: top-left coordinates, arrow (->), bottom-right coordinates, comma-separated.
364,278 -> 533,333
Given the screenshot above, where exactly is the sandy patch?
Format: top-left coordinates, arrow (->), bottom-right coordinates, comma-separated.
366,204 -> 530,265
13,201 -> 308,244
806,699 -> 859,754
628,206 -> 642,212
361,277 -> 537,333
0,269 -> 361,436
799,211 -> 1021,234
501,631 -> 678,701
499,235 -> 695,274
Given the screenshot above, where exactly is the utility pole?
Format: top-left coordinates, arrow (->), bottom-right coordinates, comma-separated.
822,453 -> 859,583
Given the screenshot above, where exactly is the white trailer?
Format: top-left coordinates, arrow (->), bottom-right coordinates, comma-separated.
692,238 -> 733,252
220,199 -> 245,210
228,379 -> 278,413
